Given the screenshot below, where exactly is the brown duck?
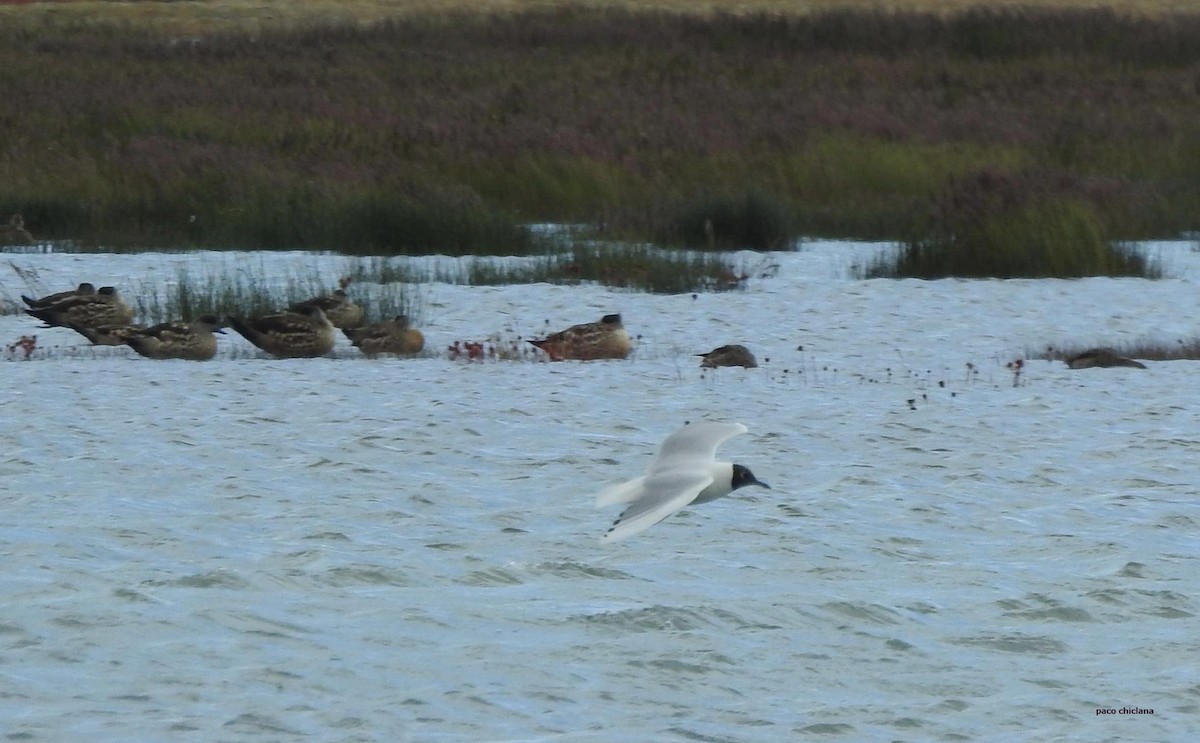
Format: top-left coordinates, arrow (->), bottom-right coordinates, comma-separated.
343,315 -> 425,356
528,313 -> 631,361
288,289 -> 364,330
25,286 -> 134,328
120,315 -> 226,361
23,282 -> 96,310
67,323 -> 145,346
698,344 -> 759,369
1065,348 -> 1147,370
227,305 -> 336,358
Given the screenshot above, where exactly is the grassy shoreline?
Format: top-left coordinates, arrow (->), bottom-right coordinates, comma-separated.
1,3 -> 1198,263
5,0 -> 1198,32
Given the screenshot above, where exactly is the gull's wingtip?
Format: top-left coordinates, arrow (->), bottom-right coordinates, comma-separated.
599,517 -> 644,543
599,501 -> 663,543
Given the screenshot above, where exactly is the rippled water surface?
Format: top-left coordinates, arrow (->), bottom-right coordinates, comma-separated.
2,242 -> 1198,741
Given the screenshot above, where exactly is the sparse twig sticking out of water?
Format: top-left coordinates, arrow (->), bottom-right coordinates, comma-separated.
1006,358 -> 1024,387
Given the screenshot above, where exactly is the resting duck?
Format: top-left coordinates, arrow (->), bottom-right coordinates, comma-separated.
528,313 -> 631,361
1064,348 -> 1146,370
67,323 -> 145,346
120,315 -> 226,361
227,305 -> 336,358
697,344 -> 758,369
288,289 -> 363,330
344,315 -> 425,356
25,286 -> 134,328
23,282 -> 96,310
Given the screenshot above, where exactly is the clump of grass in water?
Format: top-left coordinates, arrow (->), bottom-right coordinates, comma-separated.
668,190 -> 794,251
1,259 -> 53,316
343,256 -> 420,287
132,259 -> 423,326
458,244 -> 751,294
866,170 -> 1162,279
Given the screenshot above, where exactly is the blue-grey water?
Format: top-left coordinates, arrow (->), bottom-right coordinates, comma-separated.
2,241 -> 1197,741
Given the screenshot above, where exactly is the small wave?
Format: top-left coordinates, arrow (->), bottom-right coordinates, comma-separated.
950,633 -> 1069,655
533,560 -> 639,580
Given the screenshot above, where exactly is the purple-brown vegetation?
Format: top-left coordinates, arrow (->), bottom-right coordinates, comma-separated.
5,334 -> 37,359
0,7 -> 1197,253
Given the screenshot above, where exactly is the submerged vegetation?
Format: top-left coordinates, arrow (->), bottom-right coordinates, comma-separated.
0,4 -> 1198,266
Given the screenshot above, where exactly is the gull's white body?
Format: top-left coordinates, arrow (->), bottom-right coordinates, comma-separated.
596,422 -> 751,542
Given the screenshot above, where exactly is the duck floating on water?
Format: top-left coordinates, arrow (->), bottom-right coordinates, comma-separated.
22,282 -> 96,310
697,344 -> 758,369
119,315 -> 225,361
66,322 -> 144,346
343,315 -> 424,356
288,288 -> 363,330
25,286 -> 134,328
1064,348 -> 1147,370
227,305 -> 336,358
528,313 -> 631,361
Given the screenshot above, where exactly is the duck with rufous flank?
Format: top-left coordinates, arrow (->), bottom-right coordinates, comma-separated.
528,313 -> 631,361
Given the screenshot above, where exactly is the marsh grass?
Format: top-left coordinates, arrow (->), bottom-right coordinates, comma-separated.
866,170 -> 1163,279
2,6 -> 1199,255
449,244 -> 753,293
669,191 -> 794,250
0,256 -> 424,324
1,238 -> 744,333
4,0 -> 1191,36
132,263 -> 424,326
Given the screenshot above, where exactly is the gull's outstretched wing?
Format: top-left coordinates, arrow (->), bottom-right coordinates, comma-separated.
648,422 -> 747,473
600,470 -> 713,542
595,476 -> 647,507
